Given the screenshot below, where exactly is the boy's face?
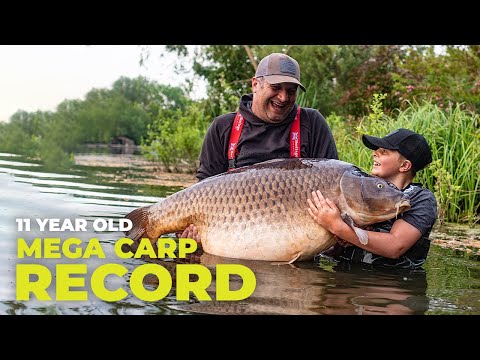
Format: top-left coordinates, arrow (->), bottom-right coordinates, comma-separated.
371,148 -> 408,178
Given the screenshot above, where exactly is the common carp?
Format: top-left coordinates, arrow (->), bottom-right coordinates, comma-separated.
124,158 -> 410,263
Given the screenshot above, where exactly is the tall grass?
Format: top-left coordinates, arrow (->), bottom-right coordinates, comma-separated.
328,96 -> 480,225
296,82 -> 319,109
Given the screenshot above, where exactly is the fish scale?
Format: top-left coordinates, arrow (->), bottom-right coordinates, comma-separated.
125,158 -> 410,263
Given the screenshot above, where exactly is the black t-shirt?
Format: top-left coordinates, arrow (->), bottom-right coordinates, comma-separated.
337,183 -> 438,269
196,93 -> 338,181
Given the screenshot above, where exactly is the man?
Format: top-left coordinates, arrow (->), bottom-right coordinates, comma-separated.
196,52 -> 338,180
181,52 -> 338,240
308,128 -> 437,269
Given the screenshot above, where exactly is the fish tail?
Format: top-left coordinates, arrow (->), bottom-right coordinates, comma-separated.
125,205 -> 151,242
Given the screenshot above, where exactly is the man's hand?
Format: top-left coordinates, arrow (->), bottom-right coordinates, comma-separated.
176,224 -> 201,244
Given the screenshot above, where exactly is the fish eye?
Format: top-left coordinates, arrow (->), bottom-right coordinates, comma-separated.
377,183 -> 384,189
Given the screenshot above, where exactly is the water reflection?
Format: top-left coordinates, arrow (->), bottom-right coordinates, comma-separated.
319,262 -> 428,315
144,251 -> 429,315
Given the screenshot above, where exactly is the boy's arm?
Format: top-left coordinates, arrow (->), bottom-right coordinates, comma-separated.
307,190 -> 422,259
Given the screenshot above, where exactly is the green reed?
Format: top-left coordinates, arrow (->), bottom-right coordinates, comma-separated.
329,97 -> 480,225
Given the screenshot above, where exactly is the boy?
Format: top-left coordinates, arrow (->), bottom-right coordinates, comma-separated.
308,128 -> 437,269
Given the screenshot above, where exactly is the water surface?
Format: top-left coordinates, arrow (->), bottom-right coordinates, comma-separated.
1,153 -> 479,315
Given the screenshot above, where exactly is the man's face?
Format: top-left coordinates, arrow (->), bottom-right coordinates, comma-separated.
251,77 -> 298,123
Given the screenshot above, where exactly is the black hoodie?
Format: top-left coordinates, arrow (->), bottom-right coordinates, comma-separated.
197,93 -> 338,181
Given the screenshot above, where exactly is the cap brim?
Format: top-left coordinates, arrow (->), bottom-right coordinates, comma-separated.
264,75 -> 306,92
362,134 -> 397,151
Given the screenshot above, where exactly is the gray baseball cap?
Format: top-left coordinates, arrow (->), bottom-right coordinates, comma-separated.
255,53 -> 306,92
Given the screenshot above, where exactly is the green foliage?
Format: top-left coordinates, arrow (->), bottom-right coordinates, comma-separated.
141,101 -> 211,172
178,45 -> 412,119
296,81 -> 320,109
428,160 -> 461,223
292,45 -> 406,117
288,45 -> 338,115
327,94 -> 392,166
0,110 -> 58,157
174,109 -> 205,171
0,75 -> 190,170
391,45 -> 480,114
179,45 -> 479,121
142,108 -> 180,170
0,120 -> 37,157
37,142 -> 74,171
367,93 -> 388,123
325,112 -> 358,164
191,45 -> 255,112
112,76 -> 189,112
72,91 -> 151,144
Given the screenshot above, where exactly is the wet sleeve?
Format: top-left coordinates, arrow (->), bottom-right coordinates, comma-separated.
196,118 -> 230,181
401,190 -> 437,236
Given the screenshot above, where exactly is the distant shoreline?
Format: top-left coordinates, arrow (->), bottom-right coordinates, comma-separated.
74,153 -> 197,188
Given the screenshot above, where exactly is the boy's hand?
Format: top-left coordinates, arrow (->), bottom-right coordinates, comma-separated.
307,190 -> 342,231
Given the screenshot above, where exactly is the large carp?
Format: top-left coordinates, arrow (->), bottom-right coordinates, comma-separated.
124,158 -> 410,263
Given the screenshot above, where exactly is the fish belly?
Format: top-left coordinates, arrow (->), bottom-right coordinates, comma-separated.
200,214 -> 335,262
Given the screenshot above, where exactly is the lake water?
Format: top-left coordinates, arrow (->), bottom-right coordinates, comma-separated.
1,153 -> 479,315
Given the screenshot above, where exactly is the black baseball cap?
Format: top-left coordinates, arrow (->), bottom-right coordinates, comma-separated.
362,128 -> 433,172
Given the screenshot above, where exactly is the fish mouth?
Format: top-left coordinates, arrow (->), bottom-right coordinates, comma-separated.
396,198 -> 411,217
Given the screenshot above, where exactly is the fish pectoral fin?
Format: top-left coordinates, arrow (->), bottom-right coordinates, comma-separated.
270,252 -> 301,267
341,213 -> 369,245
353,227 -> 368,245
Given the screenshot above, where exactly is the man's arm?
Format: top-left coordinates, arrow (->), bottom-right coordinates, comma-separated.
307,190 -> 422,259
196,116 -> 232,181
307,109 -> 338,160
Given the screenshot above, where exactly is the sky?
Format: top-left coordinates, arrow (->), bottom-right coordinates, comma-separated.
0,45 -> 207,123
